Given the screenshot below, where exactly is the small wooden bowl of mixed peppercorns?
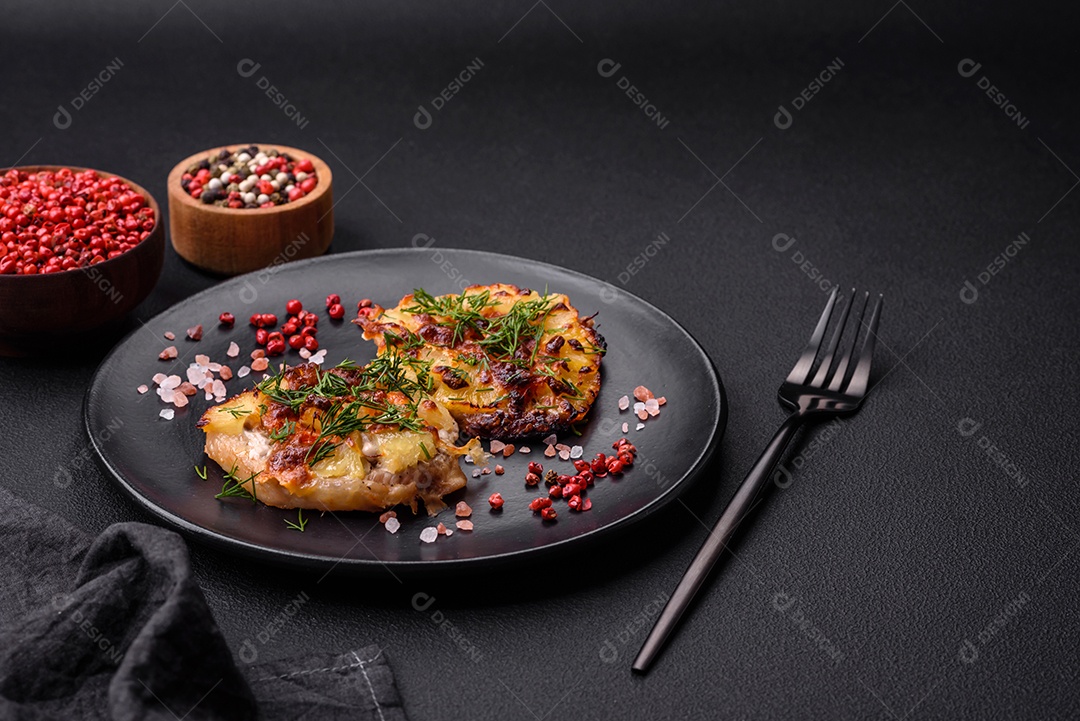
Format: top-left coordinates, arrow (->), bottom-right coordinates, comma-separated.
0,165 -> 164,355
167,144 -> 334,276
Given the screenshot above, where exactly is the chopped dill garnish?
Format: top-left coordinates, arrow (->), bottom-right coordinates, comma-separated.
194,465 -> 207,480
419,441 -> 432,460
268,420 -> 295,442
215,464 -> 258,503
220,405 -> 252,419
285,509 -> 308,532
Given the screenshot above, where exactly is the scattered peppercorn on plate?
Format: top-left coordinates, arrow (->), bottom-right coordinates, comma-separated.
85,249 -> 725,574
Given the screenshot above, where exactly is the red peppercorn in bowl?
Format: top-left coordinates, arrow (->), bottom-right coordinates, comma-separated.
0,165 -> 164,355
167,144 -> 333,276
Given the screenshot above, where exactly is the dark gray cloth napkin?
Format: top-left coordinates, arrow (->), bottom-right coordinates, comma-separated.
0,486 -> 407,721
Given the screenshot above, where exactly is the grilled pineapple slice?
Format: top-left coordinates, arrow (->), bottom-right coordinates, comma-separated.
355,283 -> 605,438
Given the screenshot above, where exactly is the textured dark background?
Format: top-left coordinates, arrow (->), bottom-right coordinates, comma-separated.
2,1 -> 1079,719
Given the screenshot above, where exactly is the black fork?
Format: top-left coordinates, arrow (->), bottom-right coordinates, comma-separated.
632,288 -> 883,673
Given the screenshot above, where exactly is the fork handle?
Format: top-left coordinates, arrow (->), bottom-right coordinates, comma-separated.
632,412 -> 803,673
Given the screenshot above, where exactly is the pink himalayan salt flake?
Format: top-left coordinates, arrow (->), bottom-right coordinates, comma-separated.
472,469 -> 481,478
455,520 -> 474,531
494,465 -> 505,475
137,384 -> 149,394
161,375 -> 181,390
157,388 -> 175,403
194,354 -> 210,367
645,398 -> 660,417
299,347 -> 312,359
636,423 -> 645,431
570,445 -> 583,459
633,385 -> 654,401
158,346 -> 177,361
172,393 -> 189,408
544,445 -> 557,458
159,408 -> 175,420
481,468 -> 491,476
187,366 -> 206,385
379,511 -> 397,524
207,362 -> 222,372
657,397 -> 667,406
558,449 -> 570,461
437,523 -> 447,535
250,349 -> 265,360
445,528 -> 454,537
211,379 -> 227,400
455,501 -> 472,518
186,324 -> 203,341
489,440 -> 505,453
385,517 -> 401,534
163,331 -> 175,340
152,373 -> 167,385
177,382 -> 198,396
542,433 -> 557,446
205,389 -> 214,401
637,409 -> 649,421
618,395 -> 630,411
226,342 -> 240,358
310,350 -> 327,365
518,446 -> 531,454
219,366 -> 233,380
251,358 -> 269,372
420,527 -> 438,543
502,444 -> 515,458
237,366 -> 251,378
622,422 -> 629,433
555,443 -> 570,452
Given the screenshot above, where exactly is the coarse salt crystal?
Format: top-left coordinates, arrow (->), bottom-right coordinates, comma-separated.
636,423 -> 645,431
163,331 -> 175,340
250,349 -> 265,360
502,444 -> 515,457
211,379 -> 226,397
157,388 -> 175,403
152,373 -> 167,385
227,342 -> 240,358
187,366 -> 205,385
622,422 -> 629,433
173,393 -> 189,408
251,358 -> 269,372
464,455 -> 473,464
544,445 -> 557,458
633,385 -> 654,401
472,469 -> 481,478
194,354 -> 210,367
555,443 -> 570,452
379,511 -> 397,524
162,375 -> 181,390
519,446 -> 531,454
178,382 -> 197,396
207,362 -> 222,372
455,501 -> 472,517
437,523 -> 447,535
558,449 -> 570,461
420,527 -> 438,543
205,390 -> 214,401
645,398 -> 660,416
158,346 -> 177,360
657,397 -> 666,405
299,348 -> 312,359
455,520 -> 473,531
481,467 -> 491,475
637,409 -> 648,421
310,350 -> 327,365
542,433 -> 557,446
385,517 -> 401,534
633,401 -> 646,413
618,395 -> 630,410
489,440 -> 505,453
219,366 -> 233,380
159,409 -> 175,420
238,366 -> 251,378
570,445 -> 583,459
445,528 -> 454,537
137,385 -> 149,394
495,465 -> 505,475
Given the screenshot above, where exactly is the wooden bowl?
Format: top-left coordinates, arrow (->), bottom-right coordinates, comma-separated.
167,144 -> 334,275
0,165 -> 164,356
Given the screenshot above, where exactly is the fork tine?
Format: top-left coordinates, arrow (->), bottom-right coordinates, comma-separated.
844,294 -> 883,397
809,290 -> 853,387
827,291 -> 868,392
785,288 -> 838,385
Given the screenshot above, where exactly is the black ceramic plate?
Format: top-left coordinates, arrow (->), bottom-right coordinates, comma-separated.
85,248 -> 725,575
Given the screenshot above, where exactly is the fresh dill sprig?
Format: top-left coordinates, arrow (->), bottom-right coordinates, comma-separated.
215,464 -> 259,503
285,509 -> 308,532
220,405 -> 252,419
194,465 -> 207,480
268,420 -> 295,442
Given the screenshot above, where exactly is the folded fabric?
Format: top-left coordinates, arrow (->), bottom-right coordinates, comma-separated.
0,485 -> 406,721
